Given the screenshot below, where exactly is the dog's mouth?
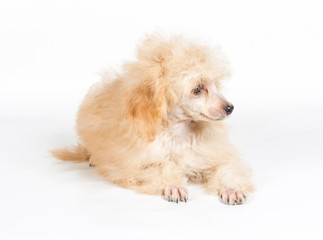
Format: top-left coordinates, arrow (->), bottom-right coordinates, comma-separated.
200,113 -> 224,121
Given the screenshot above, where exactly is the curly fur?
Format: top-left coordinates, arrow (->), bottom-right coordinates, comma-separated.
52,34 -> 254,204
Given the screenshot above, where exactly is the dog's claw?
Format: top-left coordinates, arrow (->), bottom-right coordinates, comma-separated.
220,188 -> 247,205
164,186 -> 188,203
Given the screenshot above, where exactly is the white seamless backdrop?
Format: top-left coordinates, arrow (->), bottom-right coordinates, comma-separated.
0,1 -> 322,240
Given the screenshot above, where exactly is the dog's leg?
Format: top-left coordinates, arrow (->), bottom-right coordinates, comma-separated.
122,161 -> 188,203
204,161 -> 254,205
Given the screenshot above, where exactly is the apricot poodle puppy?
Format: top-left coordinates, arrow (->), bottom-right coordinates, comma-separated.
52,34 -> 254,205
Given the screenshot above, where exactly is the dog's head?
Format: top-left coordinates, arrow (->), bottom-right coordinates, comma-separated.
126,34 -> 232,141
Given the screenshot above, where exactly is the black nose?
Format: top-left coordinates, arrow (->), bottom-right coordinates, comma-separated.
223,105 -> 234,115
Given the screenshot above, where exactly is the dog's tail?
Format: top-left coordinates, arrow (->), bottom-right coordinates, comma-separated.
51,144 -> 90,163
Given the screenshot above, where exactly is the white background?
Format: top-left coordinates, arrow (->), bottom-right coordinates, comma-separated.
1,0 -> 323,239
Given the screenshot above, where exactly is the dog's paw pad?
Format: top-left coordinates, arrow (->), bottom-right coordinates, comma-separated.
220,188 -> 246,205
164,186 -> 188,203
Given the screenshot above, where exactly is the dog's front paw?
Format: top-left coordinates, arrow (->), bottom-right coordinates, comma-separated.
164,186 -> 188,203
220,188 -> 246,205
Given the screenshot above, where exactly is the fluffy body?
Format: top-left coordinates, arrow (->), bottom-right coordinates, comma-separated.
52,34 -> 254,204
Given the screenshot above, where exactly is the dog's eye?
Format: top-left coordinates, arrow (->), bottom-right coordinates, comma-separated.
193,84 -> 203,95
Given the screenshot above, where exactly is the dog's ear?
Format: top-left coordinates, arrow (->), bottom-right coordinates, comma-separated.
127,81 -> 167,142
126,34 -> 175,141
